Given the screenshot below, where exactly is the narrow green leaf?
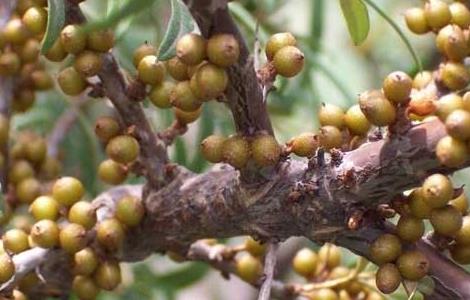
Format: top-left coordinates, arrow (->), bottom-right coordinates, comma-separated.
339,0 -> 370,45
157,0 -> 195,61
40,0 -> 66,53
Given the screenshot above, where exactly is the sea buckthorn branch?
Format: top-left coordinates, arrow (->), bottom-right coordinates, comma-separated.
0,77 -> 13,193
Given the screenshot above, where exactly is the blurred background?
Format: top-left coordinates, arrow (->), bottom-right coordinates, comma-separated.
11,0 -> 464,299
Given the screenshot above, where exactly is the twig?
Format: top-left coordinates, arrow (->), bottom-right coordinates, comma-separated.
157,120 -> 188,146
0,77 -> 13,193
258,243 -> 278,300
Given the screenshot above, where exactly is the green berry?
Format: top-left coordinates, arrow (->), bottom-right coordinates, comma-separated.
12,89 -> 35,113
30,219 -> 59,248
20,39 -> 40,63
29,195 -> 60,221
72,275 -> 100,300
273,46 -> 304,78
445,109 -> 470,140
206,34 -> 240,67
0,116 -> 9,146
74,51 -> 103,77
94,116 -> 120,143
369,234 -> 402,265
68,201 -> 96,230
436,93 -> 464,121
250,134 -> 281,167
396,250 -> 429,281
74,247 -> 98,276
319,126 -> 343,150
176,33 -> 206,66
59,223 -> 87,254
424,0 -> 451,29
396,216 -> 424,242
60,24 -> 87,54
25,136 -> 47,163
170,81 -> 202,112
318,103 -> 345,129
44,39 -> 67,62
132,43 -> 156,67
455,215 -> 470,245
165,57 -> 189,81
31,70 -> 53,91
449,192 -> 468,215
137,55 -> 165,86
191,63 -> 228,100
235,254 -> 262,283
3,229 -> 29,254
441,62 -> 470,90
450,2 -> 470,28
98,159 -> 128,185
9,160 -> 34,184
174,107 -> 201,124
58,67 -> 87,96
405,7 -> 430,34
115,195 -> 145,227
375,263 -> 401,294
244,237 -> 266,257
3,19 -> 30,45
292,248 -> 318,278
149,81 -> 175,109
106,135 -> 140,164
408,188 -> 433,219
359,90 -> 396,127
0,254 -> 14,284
265,32 -> 297,61
16,177 -> 40,204
94,261 -> 121,291
430,205 -> 463,236
222,135 -> 250,169
39,157 -> 62,180
344,104 -> 371,136
383,71 -> 412,104
450,243 -> 470,264
422,173 -> 453,208
289,132 -> 319,157
436,135 -> 468,168
96,218 -> 125,251
22,6 -> 47,34
200,135 -> 226,163
87,29 -> 115,52
318,243 -> 342,270
52,176 -> 85,206
0,52 -> 21,76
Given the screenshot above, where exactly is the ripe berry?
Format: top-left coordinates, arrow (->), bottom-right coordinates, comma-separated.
96,218 -> 125,251
98,159 -> 128,185
137,55 -> 165,86
132,43 -> 156,67
445,109 -> 470,140
319,126 -> 343,150
3,19 -> 30,45
396,216 -> 424,242
318,243 -> 342,269
187,61 -> 206,78
74,247 -> 98,276
29,195 -> 60,221
59,223 -> 87,254
60,24 -> 87,54
413,71 -> 433,90
44,39 -> 67,62
306,288 -> 337,300
436,135 -> 468,167
359,90 -> 396,126
72,275 -> 100,300
440,62 -> 470,90
206,34 -> 240,67
30,219 -> 60,248
3,229 -> 29,254
422,174 -> 453,208
318,103 -> 345,129
115,195 -> 145,227
52,177 -> 84,207
222,135 -> 250,169
450,2 -> 470,28
344,104 -> 371,136
408,189 -> 433,219
39,156 -> 62,180
149,81 -> 175,109
424,0 -> 451,29
57,67 -> 88,96
20,39 -> 40,63
265,32 -> 297,61
12,90 -> 35,113
396,250 -> 429,281
244,237 -> 266,257
273,46 -> 304,78
8,160 -> 34,184
68,201 -> 97,230
176,33 -> 206,66
74,51 -> 103,77
87,29 -> 115,52
369,234 -> 402,265
441,25 -> 467,62
31,70 -> 53,91
292,248 -> 318,278
430,205 -> 463,236
16,177 -> 40,204
174,107 -> 201,124
94,116 -> 120,144
383,71 -> 412,103
106,135 -> 140,164
94,261 -> 121,291
250,134 -> 281,167
0,52 -> 21,76
235,253 -> 262,283
450,243 -> 470,264
0,254 -> 14,284
289,132 -> 319,157
165,57 -> 189,81
25,136 -> 47,163
375,263 -> 401,294
405,7 -> 430,34
12,290 -> 27,300
170,81 -> 202,112
449,192 -> 468,215
200,135 -> 226,163
191,63 -> 228,100
436,93 -> 464,121
455,215 -> 470,245
22,6 -> 47,34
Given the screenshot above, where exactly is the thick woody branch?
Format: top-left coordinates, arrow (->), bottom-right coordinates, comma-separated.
0,77 -> 12,193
